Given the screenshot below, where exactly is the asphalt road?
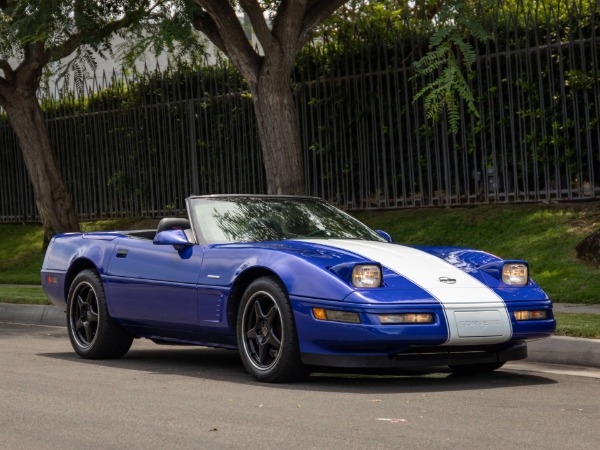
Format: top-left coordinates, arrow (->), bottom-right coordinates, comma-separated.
1,323 -> 599,450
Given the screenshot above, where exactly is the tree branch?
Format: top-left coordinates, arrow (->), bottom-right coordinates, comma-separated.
271,0 -> 306,53
49,12 -> 142,62
239,0 -> 276,54
0,59 -> 13,76
0,63 -> 18,105
0,76 -> 12,103
193,0 -> 262,84
414,0 -> 445,21
298,0 -> 348,49
191,11 -> 226,54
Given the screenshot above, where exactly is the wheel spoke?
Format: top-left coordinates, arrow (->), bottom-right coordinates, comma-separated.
266,332 -> 281,350
264,305 -> 278,326
84,323 -> 95,343
88,309 -> 99,324
86,289 -> 95,307
246,304 -> 260,340
257,340 -> 269,365
263,304 -> 281,350
77,294 -> 86,311
246,327 -> 257,340
75,318 -> 85,333
254,300 -> 267,319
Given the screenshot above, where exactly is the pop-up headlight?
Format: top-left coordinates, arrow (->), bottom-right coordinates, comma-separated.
502,263 -> 529,286
352,264 -> 382,288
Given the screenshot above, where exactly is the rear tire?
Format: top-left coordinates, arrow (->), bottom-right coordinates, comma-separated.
448,362 -> 505,375
237,277 -> 309,383
66,270 -> 133,359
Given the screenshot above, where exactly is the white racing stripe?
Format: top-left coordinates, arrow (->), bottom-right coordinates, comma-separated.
301,239 -> 512,345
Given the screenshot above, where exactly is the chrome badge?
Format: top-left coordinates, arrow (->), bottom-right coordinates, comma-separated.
438,277 -> 457,284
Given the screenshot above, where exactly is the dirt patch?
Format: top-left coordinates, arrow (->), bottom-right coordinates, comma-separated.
562,201 -> 600,235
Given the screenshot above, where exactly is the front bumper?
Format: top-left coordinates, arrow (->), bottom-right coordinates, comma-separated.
291,296 -> 554,369
302,341 -> 527,368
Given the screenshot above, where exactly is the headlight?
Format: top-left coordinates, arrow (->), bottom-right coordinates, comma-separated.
502,263 -> 528,286
352,264 -> 382,288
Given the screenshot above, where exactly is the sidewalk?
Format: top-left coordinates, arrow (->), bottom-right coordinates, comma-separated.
552,303 -> 600,314
1,301 -> 599,368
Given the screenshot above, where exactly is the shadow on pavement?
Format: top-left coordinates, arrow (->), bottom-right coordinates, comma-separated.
40,344 -> 557,394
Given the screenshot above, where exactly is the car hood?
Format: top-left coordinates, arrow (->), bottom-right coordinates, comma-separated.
306,239 -> 481,289
293,239 -> 549,307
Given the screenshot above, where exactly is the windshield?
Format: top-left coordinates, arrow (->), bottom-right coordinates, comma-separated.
187,197 -> 386,244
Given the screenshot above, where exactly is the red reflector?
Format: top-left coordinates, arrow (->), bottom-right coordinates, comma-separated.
46,276 -> 58,284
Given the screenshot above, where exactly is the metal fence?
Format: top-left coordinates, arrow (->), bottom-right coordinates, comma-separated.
1,0 -> 599,221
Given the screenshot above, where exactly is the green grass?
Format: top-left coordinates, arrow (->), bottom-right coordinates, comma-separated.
356,202 -> 600,304
0,218 -> 151,285
555,312 -> 600,339
0,224 -> 46,284
0,286 -> 49,305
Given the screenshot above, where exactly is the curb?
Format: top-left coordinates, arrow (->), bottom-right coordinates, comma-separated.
1,302 -> 599,369
526,336 -> 600,368
0,303 -> 65,327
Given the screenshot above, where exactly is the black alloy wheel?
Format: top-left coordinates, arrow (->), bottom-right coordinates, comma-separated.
237,277 -> 309,383
69,280 -> 99,350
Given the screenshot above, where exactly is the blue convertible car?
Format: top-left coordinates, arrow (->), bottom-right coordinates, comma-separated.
42,195 -> 555,382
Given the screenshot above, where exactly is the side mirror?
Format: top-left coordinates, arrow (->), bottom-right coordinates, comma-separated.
153,229 -> 191,251
375,230 -> 393,243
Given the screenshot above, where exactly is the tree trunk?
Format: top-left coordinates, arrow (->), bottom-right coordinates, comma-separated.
2,88 -> 80,246
250,66 -> 305,195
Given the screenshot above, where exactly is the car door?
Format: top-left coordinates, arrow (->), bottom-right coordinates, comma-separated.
104,237 -> 204,331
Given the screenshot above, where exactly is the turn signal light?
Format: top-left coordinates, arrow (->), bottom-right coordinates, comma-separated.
312,308 -> 361,324
379,313 -> 434,324
514,310 -> 549,321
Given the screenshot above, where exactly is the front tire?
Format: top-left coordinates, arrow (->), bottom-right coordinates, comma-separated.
66,270 -> 133,359
237,277 -> 309,383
